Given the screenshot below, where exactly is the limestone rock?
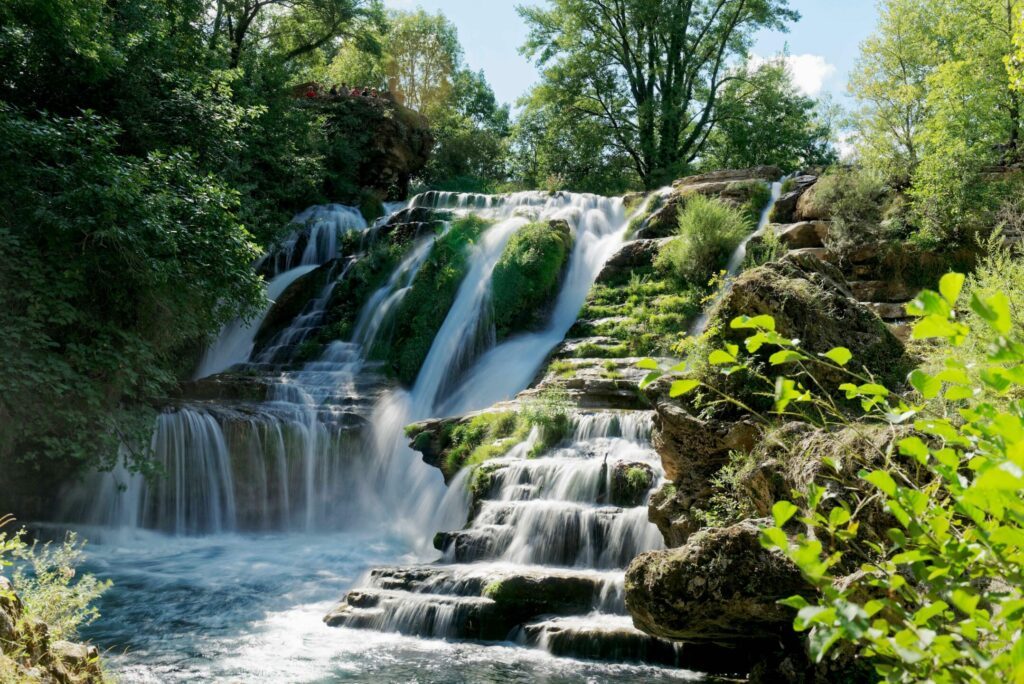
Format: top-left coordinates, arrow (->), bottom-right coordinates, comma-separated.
774,221 -> 829,249
625,519 -> 812,642
596,238 -> 671,283
769,175 -> 818,224
793,182 -> 828,220
704,252 -> 913,406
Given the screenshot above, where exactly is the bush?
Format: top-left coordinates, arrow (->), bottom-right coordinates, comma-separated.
811,167 -> 891,253
490,221 -> 573,340
644,272 -> 1024,682
1,518 -> 110,643
654,195 -> 751,285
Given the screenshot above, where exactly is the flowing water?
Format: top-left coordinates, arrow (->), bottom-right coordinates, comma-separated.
50,185 -> 780,682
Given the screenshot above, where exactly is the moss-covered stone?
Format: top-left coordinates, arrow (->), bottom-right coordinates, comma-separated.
372,215 -> 491,385
490,219 -> 573,340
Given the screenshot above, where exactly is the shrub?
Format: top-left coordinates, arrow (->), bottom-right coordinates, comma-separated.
811,167 -> 891,253
654,195 -> 751,286
1,518 -> 110,643
490,220 -> 573,340
642,272 -> 1024,682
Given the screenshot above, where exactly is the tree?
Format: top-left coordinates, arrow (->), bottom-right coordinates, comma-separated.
701,58 -> 838,171
848,0 -> 933,183
329,9 -> 511,190
519,0 -> 798,188
208,0 -> 383,68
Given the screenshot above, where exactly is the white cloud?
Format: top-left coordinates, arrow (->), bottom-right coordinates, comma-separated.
749,53 -> 837,98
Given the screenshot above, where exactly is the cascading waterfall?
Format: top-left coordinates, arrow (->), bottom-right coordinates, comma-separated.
60,180 -> 784,681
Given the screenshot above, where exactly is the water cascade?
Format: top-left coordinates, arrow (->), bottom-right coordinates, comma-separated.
59,179 -> 783,680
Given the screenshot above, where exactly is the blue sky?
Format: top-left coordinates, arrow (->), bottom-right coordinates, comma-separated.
382,0 -> 880,107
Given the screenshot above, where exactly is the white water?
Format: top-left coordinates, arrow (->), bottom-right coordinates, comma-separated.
51,188 -> 745,681
195,204 -> 370,379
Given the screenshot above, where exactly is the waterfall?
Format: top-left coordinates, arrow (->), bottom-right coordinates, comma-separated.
689,180 -> 783,337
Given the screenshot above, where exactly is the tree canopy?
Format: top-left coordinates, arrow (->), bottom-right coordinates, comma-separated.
519,0 -> 799,188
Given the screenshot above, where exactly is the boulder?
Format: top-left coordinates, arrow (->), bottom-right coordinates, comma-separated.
608,462 -> 656,507
625,519 -> 812,642
794,183 -> 829,221
773,221 -> 829,249
768,175 -> 818,224
703,252 -> 913,409
596,238 -> 671,283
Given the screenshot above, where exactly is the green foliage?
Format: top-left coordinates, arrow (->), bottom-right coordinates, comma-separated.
443,411 -> 528,477
649,271 -> 1024,681
520,387 -> 573,458
852,0 -> 1024,244
0,106 -> 263,475
811,168 -> 894,253
329,9 -> 511,191
1,522 -> 110,642
743,228 -> 785,270
655,195 -> 751,285
703,58 -> 838,172
518,0 -> 798,188
490,221 -> 573,340
375,215 -> 489,385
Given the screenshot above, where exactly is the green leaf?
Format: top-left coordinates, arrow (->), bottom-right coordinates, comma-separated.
669,379 -> 700,397
772,500 -> 799,527
909,369 -> 941,400
938,272 -> 965,306
863,470 -> 897,496
636,358 -> 660,370
769,350 -> 803,365
639,371 -> 662,390
822,347 -> 852,366
708,349 -> 737,365
971,291 -> 1011,334
731,314 -> 776,331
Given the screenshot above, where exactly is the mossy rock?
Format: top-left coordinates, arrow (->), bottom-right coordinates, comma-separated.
490,219 -> 574,340
373,215 -> 491,385
696,252 -> 913,416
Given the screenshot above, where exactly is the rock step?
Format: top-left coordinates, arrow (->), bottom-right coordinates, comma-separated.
362,563 -> 624,612
435,501 -> 656,569
849,280 -> 920,303
861,300 -> 911,321
517,615 -> 769,676
324,589 -> 498,639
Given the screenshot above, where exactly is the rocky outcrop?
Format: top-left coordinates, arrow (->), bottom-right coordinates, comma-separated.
311,97 -> 433,199
638,166 -> 783,238
704,252 -> 912,409
625,520 -> 811,641
769,174 -> 818,224
0,576 -> 104,683
596,238 -> 670,283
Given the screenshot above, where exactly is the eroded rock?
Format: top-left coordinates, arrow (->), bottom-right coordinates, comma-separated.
625,520 -> 812,642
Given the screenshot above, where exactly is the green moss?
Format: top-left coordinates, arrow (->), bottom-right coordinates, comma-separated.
490,221 -> 574,340
359,192 -> 384,224
741,180 -> 773,224
373,215 -> 492,385
442,411 -> 529,478
548,360 -> 577,378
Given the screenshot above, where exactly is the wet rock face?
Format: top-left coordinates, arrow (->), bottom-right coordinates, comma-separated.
769,174 -> 818,224
625,520 -> 812,642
